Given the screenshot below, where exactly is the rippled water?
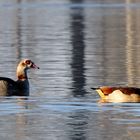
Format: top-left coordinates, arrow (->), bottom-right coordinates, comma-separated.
0,0 -> 140,139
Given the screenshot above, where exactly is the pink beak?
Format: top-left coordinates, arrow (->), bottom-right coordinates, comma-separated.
31,63 -> 40,69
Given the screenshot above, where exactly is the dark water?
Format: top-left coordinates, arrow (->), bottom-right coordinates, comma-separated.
0,0 -> 140,139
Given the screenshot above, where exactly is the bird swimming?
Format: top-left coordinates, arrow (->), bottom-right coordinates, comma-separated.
0,59 -> 39,96
91,86 -> 140,102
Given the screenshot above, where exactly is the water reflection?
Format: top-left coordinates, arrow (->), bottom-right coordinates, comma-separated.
14,98 -> 35,140
67,110 -> 89,140
0,0 -> 140,140
125,0 -> 140,86
97,104 -> 140,139
7,0 -> 23,60
15,113 -> 27,140
15,0 -> 22,60
70,0 -> 87,96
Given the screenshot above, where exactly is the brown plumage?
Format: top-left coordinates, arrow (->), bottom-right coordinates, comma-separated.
91,86 -> 140,102
0,59 -> 39,96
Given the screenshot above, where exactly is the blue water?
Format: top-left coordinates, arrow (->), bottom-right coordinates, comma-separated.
0,0 -> 139,139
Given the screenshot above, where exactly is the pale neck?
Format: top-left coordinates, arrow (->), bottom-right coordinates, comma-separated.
16,66 -> 28,81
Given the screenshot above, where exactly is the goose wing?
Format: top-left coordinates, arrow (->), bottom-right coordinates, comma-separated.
92,86 -> 140,95
0,77 -> 17,96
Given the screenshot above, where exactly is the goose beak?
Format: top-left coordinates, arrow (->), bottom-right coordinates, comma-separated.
31,63 -> 40,69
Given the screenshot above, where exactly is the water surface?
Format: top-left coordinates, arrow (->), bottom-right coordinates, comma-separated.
0,0 -> 140,140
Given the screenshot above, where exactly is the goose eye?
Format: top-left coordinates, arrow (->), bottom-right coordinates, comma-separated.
25,60 -> 31,64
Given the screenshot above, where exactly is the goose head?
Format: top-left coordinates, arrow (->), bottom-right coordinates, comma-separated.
17,59 -> 39,80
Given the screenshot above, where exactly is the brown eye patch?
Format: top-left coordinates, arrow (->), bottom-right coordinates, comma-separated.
25,60 -> 31,64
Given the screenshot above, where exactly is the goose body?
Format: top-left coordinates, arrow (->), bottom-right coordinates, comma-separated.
0,59 -> 39,96
91,86 -> 140,102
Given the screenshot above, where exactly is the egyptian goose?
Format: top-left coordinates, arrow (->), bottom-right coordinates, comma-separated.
0,59 -> 39,96
91,86 -> 140,102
